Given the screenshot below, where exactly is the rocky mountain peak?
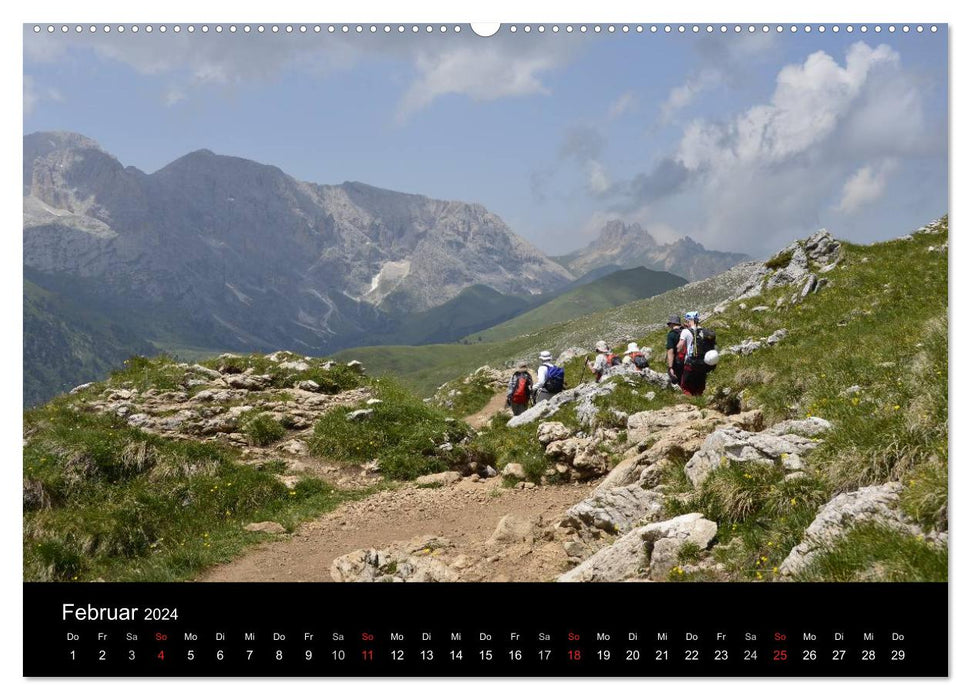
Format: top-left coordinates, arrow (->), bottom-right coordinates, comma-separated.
560,219 -> 748,282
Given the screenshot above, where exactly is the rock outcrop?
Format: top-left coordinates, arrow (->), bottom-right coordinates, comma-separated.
683,418 -> 831,488
735,230 -> 841,301
331,535 -> 460,582
507,380 -> 617,428
778,482 -> 943,576
558,513 -> 718,582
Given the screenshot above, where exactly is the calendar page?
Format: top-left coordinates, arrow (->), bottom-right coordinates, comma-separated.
21,17 -> 948,678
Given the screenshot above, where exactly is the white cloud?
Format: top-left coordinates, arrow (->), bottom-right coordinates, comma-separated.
23,75 -> 63,116
836,160 -> 897,214
658,69 -> 719,124
613,41 -> 941,253
657,32 -> 778,124
586,161 -> 611,195
608,91 -> 635,119
163,88 -> 187,107
24,27 -> 578,122
396,44 -> 559,121
678,43 -> 899,171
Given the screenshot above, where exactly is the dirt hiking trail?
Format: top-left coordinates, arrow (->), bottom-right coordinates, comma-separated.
463,391 -> 509,429
199,476 -> 590,583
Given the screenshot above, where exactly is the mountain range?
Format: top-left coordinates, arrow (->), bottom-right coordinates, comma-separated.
23,132 -> 744,404
557,219 -> 749,282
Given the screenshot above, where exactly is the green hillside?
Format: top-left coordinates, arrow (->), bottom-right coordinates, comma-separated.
469,267 -> 686,343
23,278 -> 158,407
365,285 -> 532,346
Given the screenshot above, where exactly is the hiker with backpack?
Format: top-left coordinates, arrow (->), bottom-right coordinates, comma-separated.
676,311 -> 718,396
534,350 -> 565,404
665,314 -> 684,385
586,340 -> 615,383
506,362 -> 533,416
623,342 -> 650,371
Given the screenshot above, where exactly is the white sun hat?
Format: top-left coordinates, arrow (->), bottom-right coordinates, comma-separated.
539,350 -> 553,362
626,342 -> 639,354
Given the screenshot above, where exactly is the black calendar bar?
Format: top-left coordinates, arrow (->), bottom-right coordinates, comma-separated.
24,582 -> 947,677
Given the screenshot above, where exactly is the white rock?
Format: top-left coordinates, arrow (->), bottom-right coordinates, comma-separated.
415,471 -> 461,487
779,483 -> 929,576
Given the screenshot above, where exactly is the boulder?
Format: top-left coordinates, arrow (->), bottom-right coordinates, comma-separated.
683,419 -> 831,488
295,380 -> 321,392
570,441 -> 610,479
766,245 -> 809,289
345,409 -> 374,422
189,364 -> 222,380
244,521 -> 286,534
803,229 -> 842,267
331,536 -> 458,582
627,405 -> 704,443
562,485 -> 664,536
280,439 -> 308,455
501,463 -> 527,480
537,421 -> 572,446
346,360 -> 366,373
486,514 -> 543,548
559,513 -> 717,582
545,438 -> 581,462
778,483 -> 932,576
507,381 -> 616,428
226,374 -> 272,390
279,360 -> 310,372
415,471 -> 462,487
594,452 -> 653,493
735,338 -> 765,356
69,382 -> 95,394
766,328 -> 788,345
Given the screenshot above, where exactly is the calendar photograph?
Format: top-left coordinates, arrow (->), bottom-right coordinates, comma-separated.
23,21 -> 948,595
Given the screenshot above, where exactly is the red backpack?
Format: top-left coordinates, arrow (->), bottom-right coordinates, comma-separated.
511,373 -> 531,404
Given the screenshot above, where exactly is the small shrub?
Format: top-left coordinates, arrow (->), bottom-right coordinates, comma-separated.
242,413 -> 286,446
678,541 -> 704,564
696,461 -> 780,523
309,379 -> 471,480
765,248 -> 794,270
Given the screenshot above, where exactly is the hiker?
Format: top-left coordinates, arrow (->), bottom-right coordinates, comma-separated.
534,350 -> 565,404
586,340 -> 611,382
677,311 -> 717,396
623,342 -> 650,371
665,314 -> 683,385
506,362 -> 533,416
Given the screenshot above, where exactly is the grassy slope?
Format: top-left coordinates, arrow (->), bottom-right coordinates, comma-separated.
22,354 -> 371,582
370,284 -> 532,346
635,218 -> 948,581
335,262 -> 758,396
23,279 -> 159,407
469,267 -> 687,343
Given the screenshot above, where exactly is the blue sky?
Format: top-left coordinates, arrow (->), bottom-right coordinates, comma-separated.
23,24 -> 947,256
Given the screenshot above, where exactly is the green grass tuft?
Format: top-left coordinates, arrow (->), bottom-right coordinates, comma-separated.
796,524 -> 947,582
241,412 -> 286,446
309,378 -> 472,480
